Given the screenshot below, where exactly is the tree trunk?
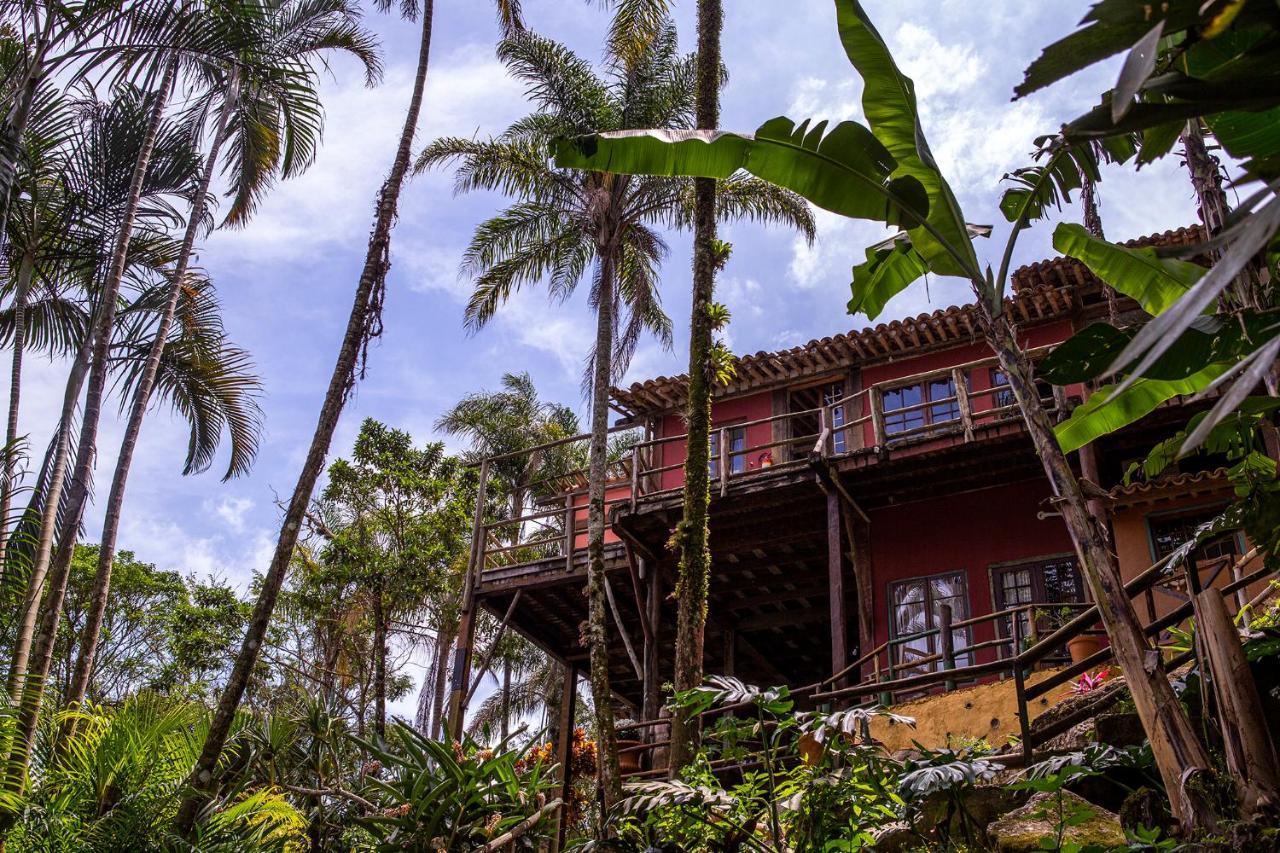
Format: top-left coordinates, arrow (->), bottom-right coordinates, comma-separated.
1080,175 -> 1121,326
430,621 -> 455,738
585,255 -> 620,809
174,3 -> 436,834
4,343 -> 87,698
0,57 -> 178,823
373,578 -> 387,740
0,44 -> 43,254
669,0 -> 722,775
64,92 -> 233,719
1182,123 -> 1261,312
0,248 -> 35,570
981,308 -> 1218,834
500,658 -> 511,741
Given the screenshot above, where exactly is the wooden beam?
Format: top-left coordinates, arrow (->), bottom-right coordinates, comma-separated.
840,491 -> 876,682
642,569 -> 663,724
603,570 -> 643,681
551,665 -> 579,853
827,490 -> 848,684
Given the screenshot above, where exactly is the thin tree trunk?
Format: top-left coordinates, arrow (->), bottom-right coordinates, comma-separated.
0,58 -> 178,827
981,308 -> 1218,834
63,91 -> 233,719
1182,122 -> 1261,312
0,249 -> 35,569
0,44 -> 43,255
585,255 -> 620,809
175,3 -> 436,834
4,339 -> 88,698
1080,175 -> 1121,327
373,578 -> 387,740
430,621 -> 454,738
500,658 -> 511,741
670,0 -> 722,775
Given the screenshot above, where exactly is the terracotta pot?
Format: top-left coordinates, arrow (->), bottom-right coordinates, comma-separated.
1067,633 -> 1103,664
617,739 -> 643,774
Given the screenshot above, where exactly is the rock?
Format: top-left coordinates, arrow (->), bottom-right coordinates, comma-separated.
987,789 -> 1126,852
868,821 -> 913,853
1118,786 -> 1172,836
913,785 -> 1027,845
1095,711 -> 1145,747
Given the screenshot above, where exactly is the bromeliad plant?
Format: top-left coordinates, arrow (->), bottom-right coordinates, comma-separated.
352,723 -> 557,852
555,0 -> 1219,831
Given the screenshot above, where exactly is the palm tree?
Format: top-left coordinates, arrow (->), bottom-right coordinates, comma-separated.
4,82 -> 197,711
417,19 -> 813,806
62,0 -> 381,722
173,0 -> 434,833
669,0 -> 724,773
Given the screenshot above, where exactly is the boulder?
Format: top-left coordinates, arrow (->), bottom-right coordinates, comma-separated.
987,789 -> 1126,852
912,785 -> 1027,845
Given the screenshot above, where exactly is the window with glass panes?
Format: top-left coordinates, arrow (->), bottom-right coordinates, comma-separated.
889,571 -> 972,673
709,425 -> 747,478
882,377 -> 959,435
992,557 -> 1083,658
823,381 -> 848,452
1148,506 -> 1238,564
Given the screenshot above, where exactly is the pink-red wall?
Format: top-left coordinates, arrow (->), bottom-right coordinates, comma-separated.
867,478 -> 1076,662
654,391 -> 775,491
570,483 -> 631,549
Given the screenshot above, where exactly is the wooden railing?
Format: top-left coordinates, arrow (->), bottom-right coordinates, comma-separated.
615,549 -> 1276,775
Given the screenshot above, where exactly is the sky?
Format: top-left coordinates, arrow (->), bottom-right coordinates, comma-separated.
10,0 -> 1209,721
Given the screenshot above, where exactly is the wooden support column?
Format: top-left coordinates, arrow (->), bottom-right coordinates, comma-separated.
642,570 -> 662,724
550,664 -> 579,853
834,480 -> 876,685
722,627 -> 736,678
1196,587 -> 1280,816
827,490 -> 848,686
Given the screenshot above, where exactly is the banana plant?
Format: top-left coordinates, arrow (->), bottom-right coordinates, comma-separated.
555,0 -> 1223,832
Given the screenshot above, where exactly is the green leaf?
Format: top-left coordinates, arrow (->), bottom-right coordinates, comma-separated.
1112,21 -> 1164,123
555,119 -> 930,228
1039,323 -> 1133,384
1054,364 -> 1228,453
848,239 -> 929,320
835,1 -> 979,279
1016,0 -> 1202,98
1052,222 -> 1203,315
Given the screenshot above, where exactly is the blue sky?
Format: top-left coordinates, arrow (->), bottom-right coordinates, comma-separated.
13,0 -> 1208,717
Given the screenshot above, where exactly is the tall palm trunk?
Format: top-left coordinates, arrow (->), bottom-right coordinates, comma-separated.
175,3 -> 436,835
0,58 -> 179,832
4,338 -> 88,698
0,248 -> 35,568
430,620 -> 455,737
585,253 -> 620,808
981,310 -> 1216,832
373,577 -> 387,740
63,89 -> 234,718
670,0 -> 722,774
0,37 -> 46,254
1081,176 -> 1121,326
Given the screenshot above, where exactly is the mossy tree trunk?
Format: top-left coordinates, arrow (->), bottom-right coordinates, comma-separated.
669,0 -> 723,776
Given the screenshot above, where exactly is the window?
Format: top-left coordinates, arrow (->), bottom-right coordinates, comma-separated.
993,557 -> 1084,658
882,377 -> 958,435
1149,506 -> 1238,565
889,571 -> 972,674
989,368 -> 1015,409
823,381 -> 848,453
709,425 -> 747,478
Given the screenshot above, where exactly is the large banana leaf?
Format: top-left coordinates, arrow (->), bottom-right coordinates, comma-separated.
848,239 -> 929,319
835,1 -> 978,280
1052,222 -> 1203,315
555,118 -> 930,228
1054,363 -> 1227,453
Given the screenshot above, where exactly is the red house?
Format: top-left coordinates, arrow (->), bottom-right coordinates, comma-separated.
450,227 -> 1270,769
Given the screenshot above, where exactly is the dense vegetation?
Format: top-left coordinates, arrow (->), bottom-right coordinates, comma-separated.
1,0 -> 1278,850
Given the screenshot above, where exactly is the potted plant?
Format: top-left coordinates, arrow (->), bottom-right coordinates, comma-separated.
1034,605 -> 1103,664
615,721 -> 644,774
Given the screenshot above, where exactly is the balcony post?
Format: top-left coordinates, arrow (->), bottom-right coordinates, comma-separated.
870,385 -> 887,447
564,493 -> 575,573
953,367 -> 974,441
939,603 -> 956,692
550,664 -> 580,853
719,426 -> 729,497
630,444 -> 640,510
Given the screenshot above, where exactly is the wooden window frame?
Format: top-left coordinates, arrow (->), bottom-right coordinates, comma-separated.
881,376 -> 960,436
987,553 -> 1084,659
887,569 -> 973,674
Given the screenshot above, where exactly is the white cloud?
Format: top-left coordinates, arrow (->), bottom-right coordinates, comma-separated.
210,496 -> 255,533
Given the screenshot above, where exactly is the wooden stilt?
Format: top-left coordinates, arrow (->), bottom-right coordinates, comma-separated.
1195,587 -> 1280,816
642,569 -> 662,725
827,490 -> 848,687
722,627 -> 736,677
830,475 -> 875,685
551,664 -> 580,853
